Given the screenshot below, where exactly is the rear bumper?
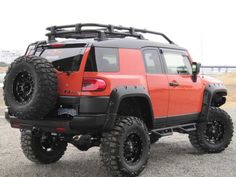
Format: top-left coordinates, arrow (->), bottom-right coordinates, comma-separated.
5,112 -> 114,134
59,96 -> 109,114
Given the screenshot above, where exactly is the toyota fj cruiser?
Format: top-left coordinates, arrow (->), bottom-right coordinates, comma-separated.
4,23 -> 234,177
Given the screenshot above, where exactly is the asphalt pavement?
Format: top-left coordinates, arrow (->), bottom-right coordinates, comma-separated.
0,109 -> 235,177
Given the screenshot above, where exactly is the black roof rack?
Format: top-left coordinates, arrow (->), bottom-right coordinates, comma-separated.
46,23 -> 175,44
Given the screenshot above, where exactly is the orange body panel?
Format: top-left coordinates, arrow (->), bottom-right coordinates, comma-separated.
145,74 -> 169,117
57,48 -> 90,96
82,48 -> 148,96
57,47 -> 206,119
166,75 -> 204,116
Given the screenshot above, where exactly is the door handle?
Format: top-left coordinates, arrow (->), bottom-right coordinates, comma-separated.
169,81 -> 179,87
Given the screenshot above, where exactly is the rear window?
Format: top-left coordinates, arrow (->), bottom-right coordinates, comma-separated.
37,47 -> 85,72
85,47 -> 119,72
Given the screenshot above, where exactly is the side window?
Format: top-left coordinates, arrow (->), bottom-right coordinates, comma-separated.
85,47 -> 119,72
143,49 -> 162,74
163,52 -> 192,75
85,47 -> 97,72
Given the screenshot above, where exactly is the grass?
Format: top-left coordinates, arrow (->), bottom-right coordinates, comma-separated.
215,72 -> 236,109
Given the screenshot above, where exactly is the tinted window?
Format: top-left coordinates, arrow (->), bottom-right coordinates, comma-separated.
39,48 -> 85,72
85,47 -> 97,71
143,49 -> 162,74
85,47 -> 119,72
164,52 -> 192,75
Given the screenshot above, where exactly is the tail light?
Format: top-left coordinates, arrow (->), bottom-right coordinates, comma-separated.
82,78 -> 106,91
56,127 -> 66,133
49,43 -> 65,48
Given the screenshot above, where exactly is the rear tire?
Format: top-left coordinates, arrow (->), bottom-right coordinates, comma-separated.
100,116 -> 150,177
21,130 -> 67,164
4,55 -> 57,119
189,107 -> 233,153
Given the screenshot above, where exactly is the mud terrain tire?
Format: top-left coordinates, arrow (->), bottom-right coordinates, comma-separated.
100,116 -> 150,177
4,55 -> 57,119
21,130 -> 67,164
189,107 -> 233,153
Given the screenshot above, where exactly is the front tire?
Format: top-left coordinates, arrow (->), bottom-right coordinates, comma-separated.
189,107 -> 234,153
21,130 -> 67,164
100,116 -> 150,177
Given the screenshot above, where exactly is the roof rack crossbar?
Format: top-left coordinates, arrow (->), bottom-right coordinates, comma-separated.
46,23 -> 174,44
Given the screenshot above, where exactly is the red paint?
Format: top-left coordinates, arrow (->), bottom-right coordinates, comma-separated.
166,75 -> 204,116
57,48 -> 90,96
56,47 -> 206,119
145,74 -> 169,117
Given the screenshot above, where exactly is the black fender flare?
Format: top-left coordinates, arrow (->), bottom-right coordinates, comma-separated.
200,83 -> 227,120
103,86 -> 154,130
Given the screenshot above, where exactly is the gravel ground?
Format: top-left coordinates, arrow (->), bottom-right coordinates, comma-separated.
0,109 -> 235,177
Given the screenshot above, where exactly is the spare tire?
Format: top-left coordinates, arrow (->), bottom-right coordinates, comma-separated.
4,55 -> 58,119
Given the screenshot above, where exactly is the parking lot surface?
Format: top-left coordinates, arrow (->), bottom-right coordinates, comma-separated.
0,109 -> 235,177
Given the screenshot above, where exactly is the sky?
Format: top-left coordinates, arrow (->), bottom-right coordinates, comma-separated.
0,0 -> 236,65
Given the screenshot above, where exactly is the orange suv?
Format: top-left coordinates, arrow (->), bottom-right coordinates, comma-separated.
4,23 -> 234,177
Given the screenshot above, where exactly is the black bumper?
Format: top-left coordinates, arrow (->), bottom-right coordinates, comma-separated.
59,96 -> 109,114
5,112 -> 114,134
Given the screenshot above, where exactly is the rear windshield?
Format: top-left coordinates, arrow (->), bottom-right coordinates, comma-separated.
85,47 -> 119,72
36,47 -> 86,72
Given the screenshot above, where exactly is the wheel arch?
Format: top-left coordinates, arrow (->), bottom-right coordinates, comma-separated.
105,86 -> 154,130
200,83 -> 227,120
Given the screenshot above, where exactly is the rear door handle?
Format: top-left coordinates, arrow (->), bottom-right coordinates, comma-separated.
169,81 -> 179,87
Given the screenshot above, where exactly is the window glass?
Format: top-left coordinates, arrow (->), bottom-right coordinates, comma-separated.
40,48 -> 85,72
183,56 -> 192,74
85,47 -> 97,71
85,47 -> 119,72
164,52 -> 192,75
143,49 -> 162,74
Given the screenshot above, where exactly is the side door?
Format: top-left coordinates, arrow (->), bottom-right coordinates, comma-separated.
160,49 -> 203,119
142,48 -> 169,124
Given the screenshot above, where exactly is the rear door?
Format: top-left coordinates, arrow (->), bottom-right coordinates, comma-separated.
36,43 -> 89,96
142,48 -> 169,121
161,49 -> 203,117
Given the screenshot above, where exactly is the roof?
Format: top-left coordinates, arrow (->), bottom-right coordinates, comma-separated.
49,38 -> 186,51
92,38 -> 186,50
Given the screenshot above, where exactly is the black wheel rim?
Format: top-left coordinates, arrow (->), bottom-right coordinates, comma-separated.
123,133 -> 143,164
204,120 -> 224,144
40,133 -> 62,153
13,71 -> 34,103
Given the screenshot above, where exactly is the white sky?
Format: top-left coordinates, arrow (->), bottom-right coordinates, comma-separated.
0,0 -> 236,65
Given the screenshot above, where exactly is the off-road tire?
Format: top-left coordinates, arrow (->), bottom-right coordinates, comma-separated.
4,55 -> 57,119
189,107 -> 233,153
21,130 -> 67,164
100,116 -> 150,177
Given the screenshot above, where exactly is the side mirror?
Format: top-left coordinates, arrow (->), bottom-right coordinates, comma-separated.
192,62 -> 201,75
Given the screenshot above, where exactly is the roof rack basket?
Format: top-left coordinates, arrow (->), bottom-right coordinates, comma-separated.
46,23 -> 174,44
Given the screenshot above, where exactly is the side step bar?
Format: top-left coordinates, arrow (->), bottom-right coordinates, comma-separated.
151,123 -> 196,137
